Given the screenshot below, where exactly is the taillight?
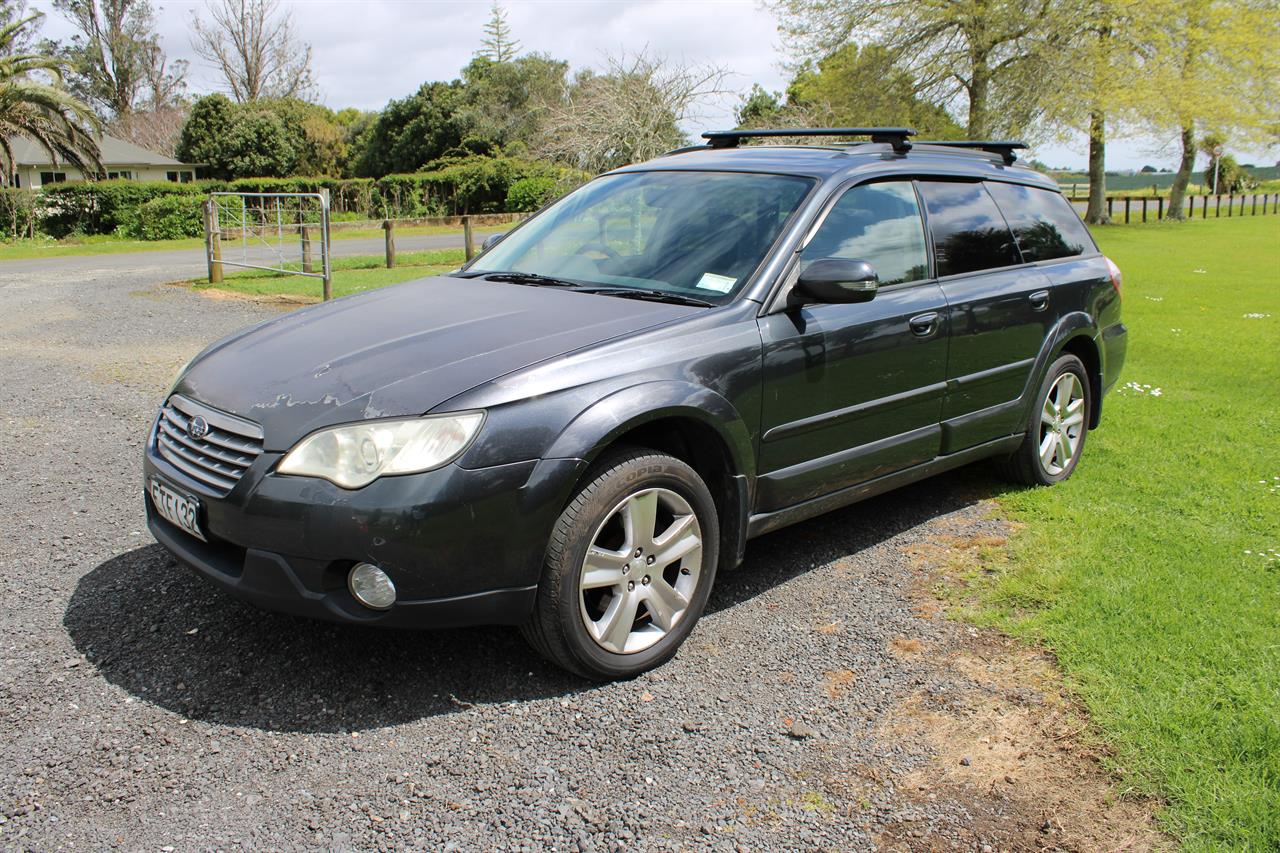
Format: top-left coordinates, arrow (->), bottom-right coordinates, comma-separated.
1104,256 -> 1122,297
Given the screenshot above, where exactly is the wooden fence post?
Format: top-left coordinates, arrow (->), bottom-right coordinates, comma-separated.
1157,197 -> 1164,220
300,226 -> 313,274
1215,195 -> 1222,217
382,219 -> 396,268
1124,197 -> 1131,224
1107,197 -> 1113,220
1203,194 -> 1209,218
1141,197 -> 1148,222
463,215 -> 474,261
1251,194 -> 1257,216
204,200 -> 223,284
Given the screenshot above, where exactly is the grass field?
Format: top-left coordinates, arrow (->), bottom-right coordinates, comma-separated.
192,248 -> 464,301
0,221 -> 475,262
977,216 -> 1280,848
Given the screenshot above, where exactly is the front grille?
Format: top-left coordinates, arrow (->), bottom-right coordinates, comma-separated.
155,394 -> 264,496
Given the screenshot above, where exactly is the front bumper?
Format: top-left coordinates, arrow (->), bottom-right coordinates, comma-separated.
143,433 -> 585,629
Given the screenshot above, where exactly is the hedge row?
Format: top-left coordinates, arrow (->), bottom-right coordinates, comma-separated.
8,156 -> 587,240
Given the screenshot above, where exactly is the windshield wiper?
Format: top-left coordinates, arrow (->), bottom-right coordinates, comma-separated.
574,287 -> 715,308
478,271 -> 584,288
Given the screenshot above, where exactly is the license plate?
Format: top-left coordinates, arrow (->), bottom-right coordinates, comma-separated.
149,476 -> 206,542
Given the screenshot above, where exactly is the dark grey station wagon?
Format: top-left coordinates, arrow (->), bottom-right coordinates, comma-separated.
144,128 -> 1126,679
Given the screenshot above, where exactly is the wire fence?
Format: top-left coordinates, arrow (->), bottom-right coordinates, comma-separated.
206,192 -> 332,299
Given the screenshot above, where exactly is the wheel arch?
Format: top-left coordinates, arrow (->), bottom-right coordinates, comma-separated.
1056,332 -> 1103,429
544,382 -> 755,571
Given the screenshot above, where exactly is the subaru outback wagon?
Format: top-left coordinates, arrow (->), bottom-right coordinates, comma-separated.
145,128 -> 1126,679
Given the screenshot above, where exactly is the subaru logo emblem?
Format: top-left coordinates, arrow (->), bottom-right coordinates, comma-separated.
188,416 -> 209,440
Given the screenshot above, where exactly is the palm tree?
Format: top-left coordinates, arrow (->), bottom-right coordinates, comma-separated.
0,14 -> 101,185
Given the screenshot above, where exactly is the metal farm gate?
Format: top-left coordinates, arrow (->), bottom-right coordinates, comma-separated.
204,191 -> 333,300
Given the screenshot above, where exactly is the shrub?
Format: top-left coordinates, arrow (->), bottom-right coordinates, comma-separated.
505,175 -> 559,211
120,195 -> 205,240
0,188 -> 38,240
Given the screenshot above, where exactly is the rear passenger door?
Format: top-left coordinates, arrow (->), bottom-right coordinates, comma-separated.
916,180 -> 1051,453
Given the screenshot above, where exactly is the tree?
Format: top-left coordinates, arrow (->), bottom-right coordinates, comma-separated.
1137,0 -> 1280,219
0,13 -> 102,181
786,44 -> 965,138
457,53 -> 567,149
217,108 -> 294,176
174,92 -> 232,166
50,0 -> 186,119
735,84 -> 784,127
350,80 -> 466,176
768,0 -> 1067,138
478,1 -> 519,63
535,51 -> 727,174
191,0 -> 315,102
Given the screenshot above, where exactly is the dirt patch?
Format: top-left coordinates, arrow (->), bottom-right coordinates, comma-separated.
167,280 -> 314,308
876,508 -> 1169,851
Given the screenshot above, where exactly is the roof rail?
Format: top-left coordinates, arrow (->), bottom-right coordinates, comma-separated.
914,140 -> 1028,165
700,127 -> 916,154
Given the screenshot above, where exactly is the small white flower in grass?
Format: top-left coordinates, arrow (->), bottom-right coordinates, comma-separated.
1118,381 -> 1164,397
1243,313 -> 1271,319
1170,328 -> 1183,334
1145,296 -> 1164,302
1192,269 -> 1207,274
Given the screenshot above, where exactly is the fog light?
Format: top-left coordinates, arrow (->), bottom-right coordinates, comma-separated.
348,562 -> 396,610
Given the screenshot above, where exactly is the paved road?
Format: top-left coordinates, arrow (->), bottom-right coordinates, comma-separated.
0,227 -> 504,279
0,258 -> 1150,850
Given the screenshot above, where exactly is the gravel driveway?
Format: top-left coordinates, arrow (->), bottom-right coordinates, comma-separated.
0,258 -> 1156,851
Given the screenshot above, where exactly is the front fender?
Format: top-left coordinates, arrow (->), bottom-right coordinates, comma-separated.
543,381 -> 756,481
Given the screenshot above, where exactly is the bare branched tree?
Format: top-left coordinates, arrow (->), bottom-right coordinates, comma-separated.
52,0 -> 187,118
535,51 -> 728,174
191,0 -> 314,102
107,101 -> 186,154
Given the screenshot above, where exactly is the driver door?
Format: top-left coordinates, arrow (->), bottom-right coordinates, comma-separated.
756,180 -> 949,512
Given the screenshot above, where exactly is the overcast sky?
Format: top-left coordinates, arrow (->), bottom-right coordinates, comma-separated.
26,0 -> 1277,171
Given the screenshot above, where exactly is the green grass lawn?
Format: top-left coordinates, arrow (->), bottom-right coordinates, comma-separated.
0,222 -> 478,262
979,216 -> 1280,848
190,248 -> 465,301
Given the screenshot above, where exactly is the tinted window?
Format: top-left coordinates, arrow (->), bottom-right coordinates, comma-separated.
801,181 -> 928,285
471,170 -> 813,301
917,181 -> 1021,276
985,181 -> 1095,261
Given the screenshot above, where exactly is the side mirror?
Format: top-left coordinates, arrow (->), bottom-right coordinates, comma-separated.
792,258 -> 879,304
481,232 -> 505,252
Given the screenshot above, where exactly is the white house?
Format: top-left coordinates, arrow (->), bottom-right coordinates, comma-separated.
6,134 -> 201,188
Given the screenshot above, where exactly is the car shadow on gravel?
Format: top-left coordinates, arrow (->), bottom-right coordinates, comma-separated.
65,465 -> 1007,734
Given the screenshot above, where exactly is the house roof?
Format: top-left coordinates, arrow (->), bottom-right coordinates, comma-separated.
7,133 -> 193,168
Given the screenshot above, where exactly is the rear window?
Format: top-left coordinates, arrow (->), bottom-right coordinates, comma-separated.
916,181 -> 1021,276
985,182 -> 1096,262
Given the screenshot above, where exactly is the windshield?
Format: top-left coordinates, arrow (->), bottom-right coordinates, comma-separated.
461,170 -> 814,302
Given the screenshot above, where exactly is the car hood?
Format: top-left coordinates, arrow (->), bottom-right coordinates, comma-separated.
176,275 -> 697,450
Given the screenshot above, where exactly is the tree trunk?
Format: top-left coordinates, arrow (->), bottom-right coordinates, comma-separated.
967,61 -> 990,138
1166,123 -> 1196,220
1085,110 -> 1109,225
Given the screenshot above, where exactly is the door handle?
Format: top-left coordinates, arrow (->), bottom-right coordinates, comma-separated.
1029,289 -> 1050,311
909,312 -> 940,337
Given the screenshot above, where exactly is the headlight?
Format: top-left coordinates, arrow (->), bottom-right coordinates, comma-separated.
276,412 -> 484,489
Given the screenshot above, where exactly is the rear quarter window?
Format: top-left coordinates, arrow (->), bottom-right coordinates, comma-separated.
984,182 -> 1097,262
916,180 -> 1022,276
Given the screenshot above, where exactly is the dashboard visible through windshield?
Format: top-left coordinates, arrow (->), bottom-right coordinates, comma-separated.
458,170 -> 815,303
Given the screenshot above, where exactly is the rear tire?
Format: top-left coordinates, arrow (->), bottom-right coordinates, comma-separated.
521,447 -> 719,680
998,353 -> 1092,486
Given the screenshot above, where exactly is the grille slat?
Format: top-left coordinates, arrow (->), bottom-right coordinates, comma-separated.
155,396 -> 264,497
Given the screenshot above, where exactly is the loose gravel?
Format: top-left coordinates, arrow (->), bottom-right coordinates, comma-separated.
1,260 -> 1070,851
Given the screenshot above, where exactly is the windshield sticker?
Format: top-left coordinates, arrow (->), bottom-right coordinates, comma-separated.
695,273 -> 736,293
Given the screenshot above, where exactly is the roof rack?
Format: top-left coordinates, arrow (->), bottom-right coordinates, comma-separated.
700,127 -> 916,154
914,140 -> 1028,165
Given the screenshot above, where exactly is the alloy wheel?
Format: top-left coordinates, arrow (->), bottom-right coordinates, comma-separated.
578,487 -> 703,654
1039,372 -> 1086,476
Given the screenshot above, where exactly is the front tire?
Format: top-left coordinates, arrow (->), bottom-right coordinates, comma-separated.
999,353 -> 1092,486
521,447 -> 719,680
